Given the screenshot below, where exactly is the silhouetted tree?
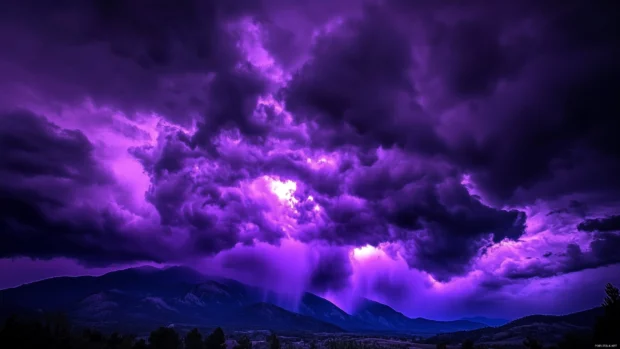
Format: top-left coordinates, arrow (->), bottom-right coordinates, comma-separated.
119,334 -> 136,349
44,312 -> 70,337
205,327 -> 226,349
84,328 -> 105,344
133,338 -> 148,349
149,327 -> 181,349
108,332 -> 124,348
43,312 -> 72,348
0,314 -> 85,349
523,336 -> 543,349
185,328 -> 203,349
234,335 -> 252,349
267,331 -> 281,349
594,283 -> 620,345
461,338 -> 474,349
602,282 -> 620,308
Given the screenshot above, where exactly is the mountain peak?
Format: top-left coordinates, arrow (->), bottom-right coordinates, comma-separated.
357,298 -> 404,315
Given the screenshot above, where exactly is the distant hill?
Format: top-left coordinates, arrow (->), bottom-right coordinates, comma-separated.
298,293 -> 373,331
459,316 -> 509,327
0,266 -> 496,335
351,298 -> 488,334
500,307 -> 604,328
0,266 -> 206,311
352,298 -> 416,331
426,307 -> 604,346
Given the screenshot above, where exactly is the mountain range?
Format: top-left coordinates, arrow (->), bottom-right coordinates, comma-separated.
426,307 -> 605,346
0,266 -> 489,335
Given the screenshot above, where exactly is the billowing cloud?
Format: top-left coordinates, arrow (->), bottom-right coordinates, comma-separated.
0,110 -> 168,264
308,247 -> 353,293
578,215 -> 620,233
0,0 -> 619,319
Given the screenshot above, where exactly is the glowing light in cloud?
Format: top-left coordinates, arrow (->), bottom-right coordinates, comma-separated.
266,176 -> 299,207
257,95 -> 285,115
306,153 -> 339,170
352,244 -> 382,260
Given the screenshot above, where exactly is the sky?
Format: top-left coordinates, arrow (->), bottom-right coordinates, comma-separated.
0,0 -> 619,321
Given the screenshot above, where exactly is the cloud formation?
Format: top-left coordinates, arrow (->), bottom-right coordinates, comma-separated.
0,0 -> 619,318
0,110 -> 164,265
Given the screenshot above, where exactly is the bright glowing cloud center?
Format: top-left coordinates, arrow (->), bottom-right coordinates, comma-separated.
352,245 -> 382,260
267,177 -> 298,206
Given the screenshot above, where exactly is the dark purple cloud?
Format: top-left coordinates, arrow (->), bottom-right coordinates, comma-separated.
431,1 -> 620,206
0,0 -> 270,137
308,247 -> 353,293
0,110 -> 167,265
500,234 -> 620,280
284,4 -> 445,154
578,215 -> 620,233
0,0 -> 619,319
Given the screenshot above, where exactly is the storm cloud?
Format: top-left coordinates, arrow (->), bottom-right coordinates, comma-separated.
0,0 -> 619,319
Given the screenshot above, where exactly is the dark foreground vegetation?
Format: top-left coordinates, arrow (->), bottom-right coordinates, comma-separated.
0,319 -> 406,349
1,283 -> 618,349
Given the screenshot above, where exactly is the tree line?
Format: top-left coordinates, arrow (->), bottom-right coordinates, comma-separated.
0,319 -> 386,349
0,318 -> 287,349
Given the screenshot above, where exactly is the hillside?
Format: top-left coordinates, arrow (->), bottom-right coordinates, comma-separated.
351,299 -> 487,334
425,307 -> 604,346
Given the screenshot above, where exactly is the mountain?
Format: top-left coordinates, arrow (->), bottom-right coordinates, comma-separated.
426,307 -> 604,346
228,302 -> 344,332
0,266 -> 487,335
0,266 -> 206,311
298,293 -> 373,331
352,298 -> 414,331
352,298 -> 488,334
499,307 -> 604,328
0,266 -> 342,333
459,316 -> 510,327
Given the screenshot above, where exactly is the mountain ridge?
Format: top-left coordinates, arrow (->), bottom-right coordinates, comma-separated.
0,266 -> 562,336
426,306 -> 605,345
459,316 -> 510,327
351,298 -> 488,334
